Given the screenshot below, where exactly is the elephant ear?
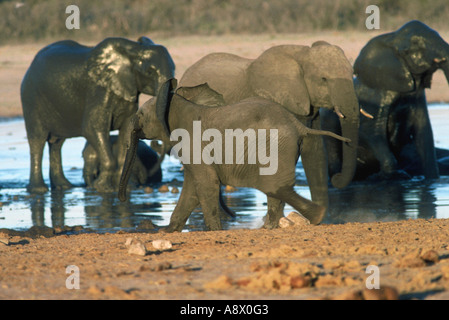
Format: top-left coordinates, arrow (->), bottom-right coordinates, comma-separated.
87,38 -> 138,102
156,78 -> 177,138
175,83 -> 226,107
353,35 -> 415,93
247,45 -> 311,116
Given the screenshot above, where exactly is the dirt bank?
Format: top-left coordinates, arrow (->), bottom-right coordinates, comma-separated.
2,31 -> 449,118
1,218 -> 449,300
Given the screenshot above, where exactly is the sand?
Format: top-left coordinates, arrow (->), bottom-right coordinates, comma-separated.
1,218 -> 449,300
2,31 -> 449,301
1,30 -> 449,117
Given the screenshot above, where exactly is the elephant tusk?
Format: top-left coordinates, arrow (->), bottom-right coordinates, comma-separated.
360,108 -> 374,119
434,57 -> 447,64
334,106 -> 345,119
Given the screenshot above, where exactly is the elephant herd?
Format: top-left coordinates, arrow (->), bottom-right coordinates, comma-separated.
20,20 -> 449,231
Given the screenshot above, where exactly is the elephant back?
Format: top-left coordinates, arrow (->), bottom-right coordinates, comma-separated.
180,52 -> 252,104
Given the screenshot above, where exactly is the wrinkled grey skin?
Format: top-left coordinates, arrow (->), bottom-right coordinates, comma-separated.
21,36 -> 175,193
179,42 -> 360,210
118,80 -> 351,231
83,135 -> 162,188
338,20 -> 449,180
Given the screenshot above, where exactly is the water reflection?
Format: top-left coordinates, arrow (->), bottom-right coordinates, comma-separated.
14,176 -> 449,232
1,105 -> 449,232
326,178 -> 441,224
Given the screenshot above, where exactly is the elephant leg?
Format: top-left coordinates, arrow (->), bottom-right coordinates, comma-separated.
85,131 -> 116,192
192,167 -> 222,231
165,168 -> 200,232
164,178 -> 200,233
48,137 -> 73,190
27,136 -> 49,194
271,186 -> 325,225
301,115 -> 329,209
411,94 -> 439,179
263,197 -> 285,229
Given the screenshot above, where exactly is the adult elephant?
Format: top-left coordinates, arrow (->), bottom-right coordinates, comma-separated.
351,20 -> 449,180
179,42 -> 361,208
21,36 -> 175,193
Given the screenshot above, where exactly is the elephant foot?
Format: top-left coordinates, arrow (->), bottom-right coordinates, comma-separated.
262,211 -> 284,229
160,224 -> 183,233
27,183 -> 49,194
262,217 -> 280,229
51,179 -> 73,191
301,204 -> 326,225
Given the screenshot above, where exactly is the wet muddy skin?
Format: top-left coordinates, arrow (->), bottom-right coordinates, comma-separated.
1,104 -> 449,232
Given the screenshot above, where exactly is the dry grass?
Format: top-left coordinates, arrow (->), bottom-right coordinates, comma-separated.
1,30 -> 449,117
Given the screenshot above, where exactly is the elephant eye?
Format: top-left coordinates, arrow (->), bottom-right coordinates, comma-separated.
322,77 -> 327,82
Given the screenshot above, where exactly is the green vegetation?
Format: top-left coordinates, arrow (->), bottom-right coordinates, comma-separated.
1,0 -> 448,43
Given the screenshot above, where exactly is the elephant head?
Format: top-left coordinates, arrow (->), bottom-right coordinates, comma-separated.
119,79 -> 178,201
354,20 -> 449,93
247,42 -> 360,189
87,36 -> 175,102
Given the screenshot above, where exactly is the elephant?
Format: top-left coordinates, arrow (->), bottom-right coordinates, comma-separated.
345,20 -> 449,180
20,36 -> 175,194
82,135 -> 162,188
178,41 -> 362,209
118,79 -> 351,231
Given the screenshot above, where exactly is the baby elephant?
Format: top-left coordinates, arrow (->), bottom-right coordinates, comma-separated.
83,135 -> 162,188
118,79 -> 350,231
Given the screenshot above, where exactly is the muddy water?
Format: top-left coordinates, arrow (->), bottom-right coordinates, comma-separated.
1,105 -> 449,232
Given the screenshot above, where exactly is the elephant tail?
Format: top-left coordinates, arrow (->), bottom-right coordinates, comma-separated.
304,127 -> 351,143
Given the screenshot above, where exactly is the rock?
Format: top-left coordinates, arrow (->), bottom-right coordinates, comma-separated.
171,186 -> 179,193
333,286 -> 399,300
152,239 -> 172,251
279,212 -> 310,228
125,237 -> 134,247
224,185 -> 237,192
286,211 -> 310,225
128,240 -> 147,256
158,185 -> 169,193
290,275 -> 311,289
0,238 -> 9,246
362,286 -> 399,300
144,186 -> 153,194
421,250 -> 439,263
279,217 -> 294,228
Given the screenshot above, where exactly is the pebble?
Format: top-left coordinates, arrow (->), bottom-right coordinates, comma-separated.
224,185 -> 237,192
421,250 -> 439,263
127,240 -> 147,256
152,239 -> 173,251
144,186 -> 153,194
158,185 -> 169,193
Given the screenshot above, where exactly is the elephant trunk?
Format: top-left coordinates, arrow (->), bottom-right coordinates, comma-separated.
442,62 -> 449,88
327,79 -> 360,189
118,115 -> 142,202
